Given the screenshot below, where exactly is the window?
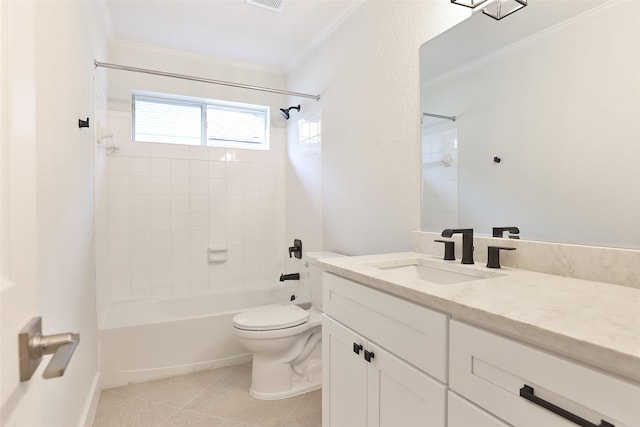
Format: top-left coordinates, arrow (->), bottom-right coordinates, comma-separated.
132,92 -> 270,150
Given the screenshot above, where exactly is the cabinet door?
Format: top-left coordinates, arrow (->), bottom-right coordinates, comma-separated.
448,391 -> 511,427
323,317 -> 368,427
367,342 -> 447,427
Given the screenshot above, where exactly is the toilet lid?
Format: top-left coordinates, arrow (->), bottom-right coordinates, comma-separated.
233,304 -> 309,331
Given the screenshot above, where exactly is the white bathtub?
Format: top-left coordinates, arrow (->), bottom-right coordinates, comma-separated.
99,286 -> 308,388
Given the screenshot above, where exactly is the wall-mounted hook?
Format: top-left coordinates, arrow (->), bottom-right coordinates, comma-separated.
78,118 -> 90,128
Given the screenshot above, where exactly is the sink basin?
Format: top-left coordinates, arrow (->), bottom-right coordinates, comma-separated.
368,258 -> 499,285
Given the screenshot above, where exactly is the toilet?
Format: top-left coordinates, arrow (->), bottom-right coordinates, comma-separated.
232,252 -> 343,400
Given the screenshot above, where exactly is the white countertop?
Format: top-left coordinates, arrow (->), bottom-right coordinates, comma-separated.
314,252 -> 640,384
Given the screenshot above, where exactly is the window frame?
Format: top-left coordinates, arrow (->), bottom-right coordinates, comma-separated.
131,90 -> 270,150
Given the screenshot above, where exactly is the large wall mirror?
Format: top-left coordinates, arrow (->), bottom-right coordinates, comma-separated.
420,0 -> 640,250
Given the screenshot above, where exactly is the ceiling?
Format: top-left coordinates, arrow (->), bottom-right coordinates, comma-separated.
105,0 -> 363,70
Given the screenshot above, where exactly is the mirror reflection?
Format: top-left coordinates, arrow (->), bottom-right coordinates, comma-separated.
420,0 -> 640,249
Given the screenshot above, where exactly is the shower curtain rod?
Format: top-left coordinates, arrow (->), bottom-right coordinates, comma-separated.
94,60 -> 321,101
423,112 -> 456,122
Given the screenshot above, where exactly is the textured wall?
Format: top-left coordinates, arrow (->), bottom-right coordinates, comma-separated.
287,1 -> 467,255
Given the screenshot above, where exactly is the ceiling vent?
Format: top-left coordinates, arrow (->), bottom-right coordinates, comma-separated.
246,0 -> 284,13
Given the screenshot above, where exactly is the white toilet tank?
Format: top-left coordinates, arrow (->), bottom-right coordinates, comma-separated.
306,252 -> 345,312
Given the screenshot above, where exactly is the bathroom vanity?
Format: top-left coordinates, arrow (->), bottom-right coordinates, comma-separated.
317,253 -> 640,427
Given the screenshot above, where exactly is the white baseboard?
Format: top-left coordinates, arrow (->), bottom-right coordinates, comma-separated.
79,371 -> 101,427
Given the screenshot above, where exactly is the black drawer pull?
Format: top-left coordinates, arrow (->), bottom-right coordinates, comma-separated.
353,343 -> 363,355
364,350 -> 375,363
519,385 -> 614,427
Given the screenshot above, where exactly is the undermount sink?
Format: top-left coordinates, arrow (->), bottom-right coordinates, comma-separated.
368,258 -> 500,285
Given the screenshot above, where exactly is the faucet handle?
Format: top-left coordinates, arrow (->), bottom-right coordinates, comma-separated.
434,240 -> 455,261
487,246 -> 516,269
492,227 -> 520,239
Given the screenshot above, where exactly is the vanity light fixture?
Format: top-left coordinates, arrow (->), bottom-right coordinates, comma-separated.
451,0 -> 527,21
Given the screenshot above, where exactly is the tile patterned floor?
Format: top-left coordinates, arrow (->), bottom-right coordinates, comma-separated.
92,364 -> 321,427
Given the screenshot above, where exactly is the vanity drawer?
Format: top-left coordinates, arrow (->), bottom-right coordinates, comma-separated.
449,320 -> 640,427
323,272 -> 449,382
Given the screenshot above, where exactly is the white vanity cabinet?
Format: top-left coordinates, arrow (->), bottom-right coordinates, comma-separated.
449,320 -> 640,427
322,273 -> 448,427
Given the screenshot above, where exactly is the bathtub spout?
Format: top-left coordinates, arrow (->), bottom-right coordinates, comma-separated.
279,273 -> 300,282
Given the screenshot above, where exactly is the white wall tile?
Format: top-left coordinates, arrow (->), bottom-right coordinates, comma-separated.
150,176 -> 171,194
150,158 -> 171,176
100,110 -> 290,304
189,213 -> 208,230
132,176 -> 150,194
171,194 -> 190,213
189,145 -> 209,160
130,214 -> 151,232
169,144 -> 190,159
190,177 -> 208,195
108,157 -> 130,176
171,248 -> 190,267
207,147 -> 226,162
130,142 -> 151,158
171,231 -> 190,249
171,176 -> 189,195
130,157 -> 150,176
209,161 -> 226,178
151,195 -> 171,213
109,175 -> 130,194
150,143 -> 171,159
130,194 -> 152,215
171,213 -> 189,231
189,230 -> 208,248
151,213 -> 171,231
170,158 -> 189,177
190,195 -> 209,213
190,160 -> 208,178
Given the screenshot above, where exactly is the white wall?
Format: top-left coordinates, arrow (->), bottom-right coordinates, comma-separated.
285,100 -> 323,282
287,1 -> 467,255
97,43 -> 290,307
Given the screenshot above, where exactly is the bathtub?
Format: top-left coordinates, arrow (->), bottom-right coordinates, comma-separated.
99,285 -> 308,388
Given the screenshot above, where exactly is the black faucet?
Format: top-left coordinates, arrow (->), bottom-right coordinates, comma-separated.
492,227 -> 520,239
280,273 -> 300,282
441,229 -> 474,264
487,246 -> 516,269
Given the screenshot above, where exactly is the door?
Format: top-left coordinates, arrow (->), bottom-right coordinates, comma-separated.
1,1 -> 43,425
367,342 -> 447,427
323,317 -> 368,427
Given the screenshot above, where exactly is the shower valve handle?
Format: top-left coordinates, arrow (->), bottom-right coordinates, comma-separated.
288,239 -> 302,259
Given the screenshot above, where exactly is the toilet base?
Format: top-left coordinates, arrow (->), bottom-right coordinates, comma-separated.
249,356 -> 322,400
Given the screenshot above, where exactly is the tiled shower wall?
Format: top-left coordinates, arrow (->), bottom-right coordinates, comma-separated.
96,111 -> 287,304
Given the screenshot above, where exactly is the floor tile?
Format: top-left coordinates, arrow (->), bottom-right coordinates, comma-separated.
92,390 -> 179,427
92,363 -> 321,427
281,389 -> 322,427
184,365 -> 303,427
158,410 -> 252,427
108,366 -> 234,409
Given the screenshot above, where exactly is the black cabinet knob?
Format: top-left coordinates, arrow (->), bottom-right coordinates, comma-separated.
353,343 -> 363,355
364,350 -> 375,363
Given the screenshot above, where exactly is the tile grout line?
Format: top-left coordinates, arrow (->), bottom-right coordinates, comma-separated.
279,391 -> 307,427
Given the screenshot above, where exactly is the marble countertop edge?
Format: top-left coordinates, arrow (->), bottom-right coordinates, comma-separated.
313,252 -> 640,384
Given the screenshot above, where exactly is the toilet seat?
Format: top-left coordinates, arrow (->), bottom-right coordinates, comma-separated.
233,304 -> 310,331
